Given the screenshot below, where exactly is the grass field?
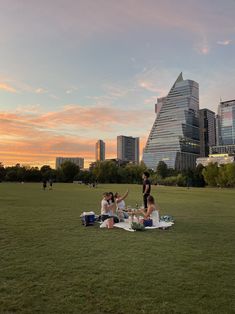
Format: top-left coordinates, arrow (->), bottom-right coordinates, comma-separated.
1,183 -> 235,314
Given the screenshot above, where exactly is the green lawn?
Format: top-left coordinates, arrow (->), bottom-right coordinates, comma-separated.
0,183 -> 235,314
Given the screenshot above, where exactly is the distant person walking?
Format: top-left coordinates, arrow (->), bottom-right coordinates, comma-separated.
42,179 -> 47,191
49,179 -> 53,190
142,171 -> 151,210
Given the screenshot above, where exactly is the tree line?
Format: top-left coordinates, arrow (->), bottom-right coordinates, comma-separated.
0,160 -> 234,188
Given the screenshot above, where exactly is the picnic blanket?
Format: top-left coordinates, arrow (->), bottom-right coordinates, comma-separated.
100,219 -> 174,232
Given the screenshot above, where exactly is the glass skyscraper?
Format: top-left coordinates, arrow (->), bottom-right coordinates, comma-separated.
117,136 -> 139,164
217,100 -> 235,145
143,73 -> 200,170
199,109 -> 216,157
96,140 -> 105,161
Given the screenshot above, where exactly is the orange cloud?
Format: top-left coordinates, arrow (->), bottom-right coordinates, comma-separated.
0,105 -> 152,167
0,82 -> 17,93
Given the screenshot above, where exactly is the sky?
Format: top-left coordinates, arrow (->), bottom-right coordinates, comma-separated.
0,0 -> 235,168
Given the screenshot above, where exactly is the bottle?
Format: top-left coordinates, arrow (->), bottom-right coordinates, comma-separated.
133,215 -> 138,223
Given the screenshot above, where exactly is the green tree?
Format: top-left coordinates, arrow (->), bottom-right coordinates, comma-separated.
25,167 -> 42,182
156,161 -> 168,178
216,165 -> 228,187
202,162 -> 219,187
0,163 -> 6,181
226,163 -> 235,187
60,161 -> 80,182
40,165 -> 53,180
193,164 -> 205,187
5,167 -> 18,181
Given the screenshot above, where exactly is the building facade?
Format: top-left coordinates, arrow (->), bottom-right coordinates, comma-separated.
210,144 -> 235,155
199,109 -> 216,157
55,157 -> 84,169
117,136 -> 139,163
217,99 -> 235,145
143,73 -> 200,170
95,140 -> 105,161
196,154 -> 235,167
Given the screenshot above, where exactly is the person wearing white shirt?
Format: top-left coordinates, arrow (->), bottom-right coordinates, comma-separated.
101,192 -> 115,221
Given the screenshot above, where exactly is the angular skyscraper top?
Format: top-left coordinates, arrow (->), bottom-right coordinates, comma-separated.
143,73 -> 200,170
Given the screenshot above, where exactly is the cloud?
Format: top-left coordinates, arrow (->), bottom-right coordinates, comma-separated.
15,104 -> 41,114
65,86 -> 79,94
217,40 -> 232,46
35,88 -> 48,94
0,104 -> 153,167
139,81 -> 167,95
144,96 -> 158,105
0,82 -> 17,93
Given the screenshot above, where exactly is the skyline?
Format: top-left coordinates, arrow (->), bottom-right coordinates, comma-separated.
0,0 -> 235,168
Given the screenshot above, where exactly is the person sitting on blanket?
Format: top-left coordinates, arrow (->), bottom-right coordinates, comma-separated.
101,192 -> 117,222
132,195 -> 160,227
114,189 -> 129,221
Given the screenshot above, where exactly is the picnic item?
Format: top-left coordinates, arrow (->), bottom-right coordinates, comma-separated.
81,211 -> 95,226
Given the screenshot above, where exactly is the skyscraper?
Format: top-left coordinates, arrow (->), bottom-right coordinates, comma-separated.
199,109 -> 216,157
210,99 -> 235,155
117,136 -> 139,164
143,73 -> 200,170
95,140 -> 105,161
217,99 -> 235,145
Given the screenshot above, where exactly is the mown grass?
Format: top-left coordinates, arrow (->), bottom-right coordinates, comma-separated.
0,183 -> 235,314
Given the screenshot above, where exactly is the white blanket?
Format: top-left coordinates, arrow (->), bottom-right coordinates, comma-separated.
100,220 -> 174,232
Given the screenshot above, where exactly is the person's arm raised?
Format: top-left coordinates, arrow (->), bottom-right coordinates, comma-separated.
117,189 -> 129,202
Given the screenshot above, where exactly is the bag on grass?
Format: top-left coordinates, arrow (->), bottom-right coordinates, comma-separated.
81,211 -> 95,226
143,219 -> 153,227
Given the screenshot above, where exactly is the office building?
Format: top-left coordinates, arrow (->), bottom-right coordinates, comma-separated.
196,154 -> 235,167
216,99 -> 235,145
199,109 -> 216,157
117,136 -> 139,163
143,73 -> 200,170
210,99 -> 235,155
95,140 -> 105,161
55,157 -> 84,169
210,144 -> 235,155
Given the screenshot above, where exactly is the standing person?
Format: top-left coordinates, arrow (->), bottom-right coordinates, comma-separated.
142,171 -> 151,210
49,178 -> 53,190
42,179 -> 47,191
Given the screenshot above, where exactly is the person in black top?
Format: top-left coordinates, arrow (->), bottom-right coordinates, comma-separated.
142,171 -> 151,210
42,179 -> 47,190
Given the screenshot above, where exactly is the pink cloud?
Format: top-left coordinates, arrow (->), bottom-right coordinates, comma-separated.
0,82 -> 17,93
0,105 -> 152,167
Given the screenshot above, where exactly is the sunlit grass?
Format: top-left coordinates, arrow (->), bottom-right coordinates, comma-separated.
0,183 -> 235,313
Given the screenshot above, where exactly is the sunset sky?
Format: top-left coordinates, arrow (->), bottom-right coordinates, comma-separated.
0,0 -> 234,168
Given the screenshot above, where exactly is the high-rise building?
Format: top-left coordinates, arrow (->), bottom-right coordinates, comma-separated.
143,73 -> 200,170
117,136 -> 139,164
95,140 -> 105,161
217,99 -> 235,145
199,109 -> 216,157
55,157 -> 84,169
